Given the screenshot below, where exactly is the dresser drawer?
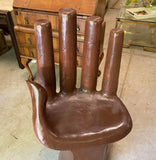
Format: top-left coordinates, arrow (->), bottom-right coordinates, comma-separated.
14,9 -> 86,35
15,30 -> 59,51
15,26 -> 84,56
19,46 -> 60,64
15,30 -> 36,46
14,10 -> 58,31
19,47 -> 59,64
19,46 -> 37,58
19,47 -> 83,67
18,40 -> 84,58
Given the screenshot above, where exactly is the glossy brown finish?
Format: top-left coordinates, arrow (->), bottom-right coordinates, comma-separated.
59,145 -> 107,160
34,20 -> 56,98
72,145 -> 107,160
27,80 -> 132,149
27,8 -> 132,159
81,16 -> 102,92
102,29 -> 124,96
59,8 -> 77,93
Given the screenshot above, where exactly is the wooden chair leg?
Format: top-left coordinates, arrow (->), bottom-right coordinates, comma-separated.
59,144 -> 107,160
21,57 -> 33,81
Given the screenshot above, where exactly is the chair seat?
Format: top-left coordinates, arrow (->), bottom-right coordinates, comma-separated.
27,10 -> 132,154
45,92 -> 132,144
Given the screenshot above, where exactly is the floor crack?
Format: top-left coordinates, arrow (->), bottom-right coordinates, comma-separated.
10,133 -> 18,140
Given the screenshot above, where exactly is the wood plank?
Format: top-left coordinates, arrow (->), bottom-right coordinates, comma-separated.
13,0 -> 99,15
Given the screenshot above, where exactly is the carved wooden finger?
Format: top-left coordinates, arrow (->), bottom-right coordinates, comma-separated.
59,8 -> 77,94
81,16 -> 102,92
34,19 -> 56,98
102,29 -> 124,96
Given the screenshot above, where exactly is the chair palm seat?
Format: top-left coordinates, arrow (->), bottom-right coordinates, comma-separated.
45,92 -> 131,143
27,8 -> 132,159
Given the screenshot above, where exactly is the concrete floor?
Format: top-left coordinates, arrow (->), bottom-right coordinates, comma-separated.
0,9 -> 156,160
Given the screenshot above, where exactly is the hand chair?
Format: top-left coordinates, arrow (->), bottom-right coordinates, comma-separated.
27,8 -> 132,160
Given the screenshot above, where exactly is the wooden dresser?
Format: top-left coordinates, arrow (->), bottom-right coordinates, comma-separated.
13,0 -> 107,80
0,0 -> 24,68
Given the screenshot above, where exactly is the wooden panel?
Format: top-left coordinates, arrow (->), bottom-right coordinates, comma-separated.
19,46 -> 37,57
77,41 -> 83,56
77,55 -> 83,67
19,48 -> 83,67
15,28 -> 84,56
77,18 -> 86,35
14,10 -> 58,31
15,30 -> 36,46
54,52 -> 59,64
14,9 -> 86,35
13,0 -> 100,16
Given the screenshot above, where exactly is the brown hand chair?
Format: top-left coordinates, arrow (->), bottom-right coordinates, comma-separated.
27,8 -> 132,160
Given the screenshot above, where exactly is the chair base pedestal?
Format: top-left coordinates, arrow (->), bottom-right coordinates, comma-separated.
59,145 -> 107,160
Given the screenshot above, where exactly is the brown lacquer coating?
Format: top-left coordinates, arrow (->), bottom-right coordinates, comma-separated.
34,20 -> 56,98
102,29 -> 124,96
59,145 -> 107,160
27,8 -> 132,159
72,145 -> 107,160
59,8 -> 77,93
81,16 -> 102,92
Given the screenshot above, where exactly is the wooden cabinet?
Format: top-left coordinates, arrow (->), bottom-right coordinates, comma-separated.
13,0 -> 107,80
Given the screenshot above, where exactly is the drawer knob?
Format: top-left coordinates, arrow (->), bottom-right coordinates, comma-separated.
77,47 -> 79,53
30,51 -> 34,57
24,17 -> 29,24
28,37 -> 32,44
14,10 -> 18,15
77,25 -> 80,31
